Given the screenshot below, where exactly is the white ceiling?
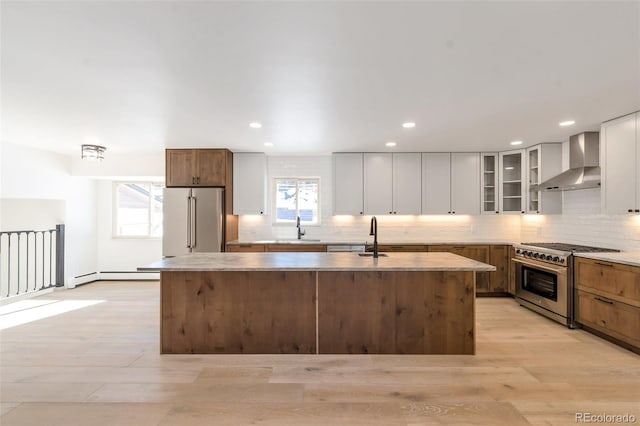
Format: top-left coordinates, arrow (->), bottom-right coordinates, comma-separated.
2,1 -> 639,156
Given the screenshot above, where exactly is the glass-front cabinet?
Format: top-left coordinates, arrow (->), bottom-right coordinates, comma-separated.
481,153 -> 499,214
499,149 -> 526,214
526,143 -> 563,214
527,147 -> 540,213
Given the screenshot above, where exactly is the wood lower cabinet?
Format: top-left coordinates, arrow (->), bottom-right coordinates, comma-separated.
575,257 -> 640,353
166,149 -> 229,187
227,244 -> 326,252
226,244 -> 266,252
488,245 -> 509,293
265,244 -> 326,252
428,245 -> 491,293
427,244 -> 509,295
377,244 -> 427,252
508,245 -> 516,295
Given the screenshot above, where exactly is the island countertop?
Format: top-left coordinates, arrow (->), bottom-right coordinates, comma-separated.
140,252 -> 496,272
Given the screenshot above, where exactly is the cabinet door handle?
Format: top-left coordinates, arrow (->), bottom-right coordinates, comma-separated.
196,177 -> 200,184
594,296 -> 614,305
594,262 -> 613,267
192,177 -> 196,184
628,209 -> 633,213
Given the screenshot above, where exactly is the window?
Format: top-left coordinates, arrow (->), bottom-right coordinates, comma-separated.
273,178 -> 320,225
114,182 -> 164,237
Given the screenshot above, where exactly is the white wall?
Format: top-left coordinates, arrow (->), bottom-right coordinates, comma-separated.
71,150 -> 164,179
238,155 -> 522,243
0,142 -> 99,286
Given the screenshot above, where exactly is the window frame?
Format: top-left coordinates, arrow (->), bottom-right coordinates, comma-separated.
272,177 -> 321,226
112,181 -> 165,239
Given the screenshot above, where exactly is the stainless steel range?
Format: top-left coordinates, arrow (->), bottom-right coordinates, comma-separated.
512,242 -> 619,327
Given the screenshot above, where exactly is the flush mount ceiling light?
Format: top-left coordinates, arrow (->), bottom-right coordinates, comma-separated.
402,122 -> 416,128
249,122 -> 262,129
81,144 -> 106,161
559,120 -> 575,127
510,140 -> 523,146
263,142 -> 273,147
385,141 -> 397,147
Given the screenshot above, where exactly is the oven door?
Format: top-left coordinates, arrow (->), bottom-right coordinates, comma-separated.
512,257 -> 569,319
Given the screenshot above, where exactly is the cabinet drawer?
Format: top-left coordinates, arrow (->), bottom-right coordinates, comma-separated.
265,244 -> 326,252
576,290 -> 640,349
575,257 -> 640,307
226,244 -> 265,252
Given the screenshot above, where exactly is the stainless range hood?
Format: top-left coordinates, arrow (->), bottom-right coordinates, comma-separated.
536,132 -> 600,191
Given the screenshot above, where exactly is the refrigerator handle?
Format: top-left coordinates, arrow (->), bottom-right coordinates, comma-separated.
191,196 -> 197,248
186,195 -> 192,248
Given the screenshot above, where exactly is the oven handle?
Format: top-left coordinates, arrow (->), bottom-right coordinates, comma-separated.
511,257 -> 568,276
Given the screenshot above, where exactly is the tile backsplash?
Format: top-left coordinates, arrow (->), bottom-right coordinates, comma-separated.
237,156 -> 639,251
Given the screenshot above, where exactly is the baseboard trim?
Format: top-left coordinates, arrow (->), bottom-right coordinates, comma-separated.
70,271 -> 159,288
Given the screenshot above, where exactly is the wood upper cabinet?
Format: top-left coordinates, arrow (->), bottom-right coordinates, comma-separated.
166,149 -> 228,187
575,257 -> 640,352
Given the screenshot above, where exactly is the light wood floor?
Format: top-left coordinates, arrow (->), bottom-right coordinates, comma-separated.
1,281 -> 638,426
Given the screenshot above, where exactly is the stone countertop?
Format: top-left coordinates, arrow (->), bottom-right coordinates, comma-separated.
226,240 -> 517,246
575,252 -> 640,268
139,252 -> 497,272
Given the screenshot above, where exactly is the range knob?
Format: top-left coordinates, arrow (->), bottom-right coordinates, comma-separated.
546,255 -> 554,261
533,253 -> 540,258
516,249 -> 522,254
559,258 -> 565,264
552,256 -> 560,262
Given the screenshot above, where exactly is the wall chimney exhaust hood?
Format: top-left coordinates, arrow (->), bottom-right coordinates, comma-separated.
536,132 -> 600,192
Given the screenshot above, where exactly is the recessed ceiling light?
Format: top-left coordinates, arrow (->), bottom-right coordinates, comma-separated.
505,166 -> 515,171
402,122 -> 416,128
249,122 -> 262,129
385,141 -> 397,147
559,120 -> 575,127
263,142 -> 273,147
510,140 -> 523,146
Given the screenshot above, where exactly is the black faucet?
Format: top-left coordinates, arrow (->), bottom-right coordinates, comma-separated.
296,216 -> 306,240
369,216 -> 378,258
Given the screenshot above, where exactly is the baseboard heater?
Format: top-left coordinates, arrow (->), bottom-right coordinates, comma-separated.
72,271 -> 159,287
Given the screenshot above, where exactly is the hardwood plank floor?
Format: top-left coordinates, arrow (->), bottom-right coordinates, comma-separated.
1,281 -> 638,425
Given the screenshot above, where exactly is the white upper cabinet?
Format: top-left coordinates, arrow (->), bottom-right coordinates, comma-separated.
364,153 -> 393,215
392,153 -> 422,214
233,152 -> 267,215
602,112 -> 639,214
333,153 -> 364,215
422,153 -> 451,214
451,153 -> 480,215
526,143 -> 562,214
481,153 -> 499,214
499,149 -> 526,214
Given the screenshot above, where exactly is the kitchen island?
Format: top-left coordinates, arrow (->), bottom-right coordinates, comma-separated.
140,252 -> 495,355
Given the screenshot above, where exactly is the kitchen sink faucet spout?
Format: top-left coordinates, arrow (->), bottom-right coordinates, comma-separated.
369,216 -> 378,258
296,216 -> 306,240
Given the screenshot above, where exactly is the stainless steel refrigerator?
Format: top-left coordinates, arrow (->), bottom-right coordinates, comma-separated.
163,188 -> 224,257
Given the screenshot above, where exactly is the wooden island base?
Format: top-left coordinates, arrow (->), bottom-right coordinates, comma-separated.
160,270 -> 475,355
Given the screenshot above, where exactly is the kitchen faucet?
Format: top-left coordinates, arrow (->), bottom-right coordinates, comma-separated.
296,216 -> 306,240
369,216 -> 378,258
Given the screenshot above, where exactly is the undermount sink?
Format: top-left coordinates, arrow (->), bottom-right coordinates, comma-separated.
358,253 -> 388,257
